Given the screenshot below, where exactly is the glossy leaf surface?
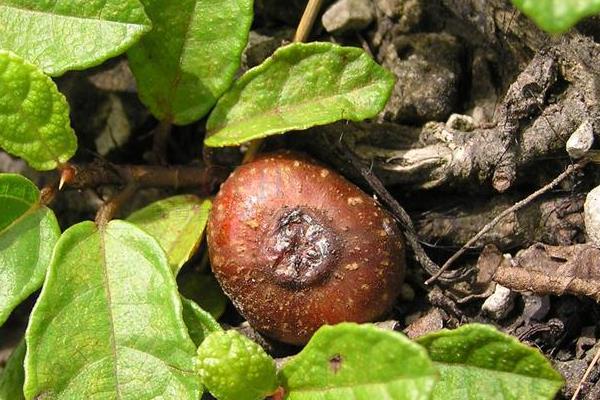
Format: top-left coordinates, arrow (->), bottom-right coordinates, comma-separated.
417,324 -> 564,399
181,297 -> 221,347
205,42 -> 395,147
0,340 -> 26,400
127,195 -> 211,275
128,0 -> 253,124
0,0 -> 151,76
178,272 -> 227,319
0,51 -> 77,170
512,0 -> 600,33
0,174 -> 60,326
280,323 -> 437,400
24,220 -> 201,399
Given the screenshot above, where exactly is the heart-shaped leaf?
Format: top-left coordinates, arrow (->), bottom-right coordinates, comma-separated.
128,0 -> 253,124
24,220 -> 201,399
127,195 -> 211,275
205,42 -> 395,147
0,340 -> 26,400
0,51 -> 77,171
512,0 -> 600,33
0,0 -> 151,76
181,297 -> 221,347
197,330 -> 278,400
417,324 -> 564,399
0,174 -> 60,326
280,323 -> 437,400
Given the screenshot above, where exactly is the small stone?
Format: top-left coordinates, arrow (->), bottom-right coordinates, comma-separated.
584,185 -> 600,246
381,33 -> 463,123
375,0 -> 402,17
404,308 -> 445,339
566,120 -> 594,159
322,0 -> 375,34
522,294 -> 550,323
482,284 -> 516,320
446,113 -> 475,131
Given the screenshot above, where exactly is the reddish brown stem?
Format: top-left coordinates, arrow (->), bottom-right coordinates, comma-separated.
66,161 -> 227,193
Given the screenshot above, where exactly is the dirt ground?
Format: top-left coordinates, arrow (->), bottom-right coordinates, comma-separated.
1,0 -> 600,398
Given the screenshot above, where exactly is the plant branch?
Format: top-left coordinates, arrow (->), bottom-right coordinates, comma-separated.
151,121 -> 173,165
338,140 -> 472,284
95,183 -> 138,226
426,161 -> 586,285
63,161 -> 227,192
294,0 -> 325,42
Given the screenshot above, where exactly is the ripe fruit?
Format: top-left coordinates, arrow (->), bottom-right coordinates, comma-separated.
207,152 -> 405,345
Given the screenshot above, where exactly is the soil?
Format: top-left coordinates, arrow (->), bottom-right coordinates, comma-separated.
1,0 -> 600,398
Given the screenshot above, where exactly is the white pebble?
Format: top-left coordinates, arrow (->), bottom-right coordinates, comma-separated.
584,185 -> 600,246
566,120 -> 594,159
482,284 -> 516,320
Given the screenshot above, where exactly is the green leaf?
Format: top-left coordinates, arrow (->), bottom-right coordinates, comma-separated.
24,220 -> 201,400
417,324 -> 564,399
181,297 -> 222,347
205,42 -> 395,147
0,174 -> 60,326
0,340 -> 26,400
128,0 -> 253,124
127,195 -> 211,275
0,0 -> 151,76
512,0 -> 600,33
280,323 -> 437,400
197,330 -> 278,400
178,272 -> 228,319
0,51 -> 77,171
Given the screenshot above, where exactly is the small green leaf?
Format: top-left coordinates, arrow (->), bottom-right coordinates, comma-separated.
0,340 -> 26,400
280,323 -> 437,400
0,0 -> 151,76
417,324 -> 564,399
178,272 -> 228,319
512,0 -> 600,33
24,220 -> 201,399
197,330 -> 277,400
205,42 -> 395,147
0,174 -> 60,326
0,51 -> 77,170
128,0 -> 253,124
181,297 -> 222,347
127,195 -> 211,275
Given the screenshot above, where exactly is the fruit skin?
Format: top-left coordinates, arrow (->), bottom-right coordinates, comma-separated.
207,151 -> 405,345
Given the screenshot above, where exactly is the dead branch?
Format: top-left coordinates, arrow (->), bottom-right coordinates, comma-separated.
491,243 -> 600,302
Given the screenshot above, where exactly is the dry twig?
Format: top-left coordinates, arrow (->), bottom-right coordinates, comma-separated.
572,345 -> 600,400
426,162 -> 585,285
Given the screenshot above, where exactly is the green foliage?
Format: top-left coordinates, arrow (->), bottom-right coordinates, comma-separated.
512,0 -> 600,33
197,330 -> 278,400
204,42 -> 396,147
181,297 -> 222,347
128,0 -> 253,124
0,51 -> 77,170
0,174 -> 60,326
417,324 -> 564,399
127,195 -> 212,275
280,323 -> 437,400
24,220 -> 201,399
178,272 -> 228,319
0,340 -> 26,400
0,0 -> 151,76
0,3 -> 567,400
